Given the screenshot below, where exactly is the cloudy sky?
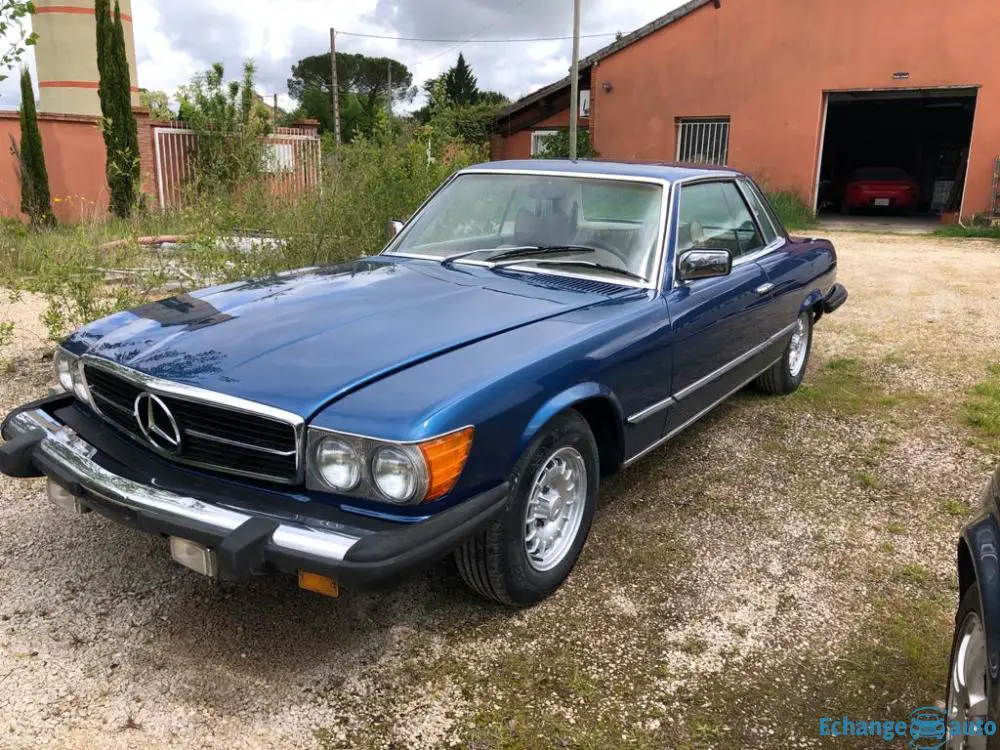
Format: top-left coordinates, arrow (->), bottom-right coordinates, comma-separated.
0,0 -> 685,111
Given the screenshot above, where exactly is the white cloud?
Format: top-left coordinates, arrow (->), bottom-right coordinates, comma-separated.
1,0 -> 684,111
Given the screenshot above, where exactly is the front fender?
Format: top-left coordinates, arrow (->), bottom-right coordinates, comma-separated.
519,382 -> 624,456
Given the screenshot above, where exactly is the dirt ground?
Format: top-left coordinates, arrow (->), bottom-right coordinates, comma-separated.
0,232 -> 998,749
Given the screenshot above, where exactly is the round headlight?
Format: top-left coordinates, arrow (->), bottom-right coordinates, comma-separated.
315,438 -> 362,491
372,446 -> 422,503
54,350 -> 76,393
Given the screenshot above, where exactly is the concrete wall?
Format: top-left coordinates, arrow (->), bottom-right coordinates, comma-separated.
33,0 -> 139,117
497,0 -> 1000,216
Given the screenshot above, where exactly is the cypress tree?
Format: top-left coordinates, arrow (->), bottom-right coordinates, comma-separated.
18,68 -> 54,227
95,0 -> 140,217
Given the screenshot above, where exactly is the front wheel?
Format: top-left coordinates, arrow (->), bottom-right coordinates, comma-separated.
455,411 -> 599,606
947,582 -> 991,749
755,311 -> 813,395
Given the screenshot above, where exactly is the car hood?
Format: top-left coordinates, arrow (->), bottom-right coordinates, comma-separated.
67,257 -> 620,417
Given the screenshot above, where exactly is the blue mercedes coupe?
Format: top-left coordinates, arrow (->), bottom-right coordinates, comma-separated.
0,160 -> 846,605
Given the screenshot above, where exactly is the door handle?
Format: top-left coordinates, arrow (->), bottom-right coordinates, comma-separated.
755,283 -> 775,295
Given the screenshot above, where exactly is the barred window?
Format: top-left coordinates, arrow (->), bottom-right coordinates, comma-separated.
676,117 -> 730,166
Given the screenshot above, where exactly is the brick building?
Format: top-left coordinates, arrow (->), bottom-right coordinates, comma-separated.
492,0 -> 1000,219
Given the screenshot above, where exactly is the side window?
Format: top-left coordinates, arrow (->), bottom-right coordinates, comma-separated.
738,178 -> 779,244
677,182 -> 766,259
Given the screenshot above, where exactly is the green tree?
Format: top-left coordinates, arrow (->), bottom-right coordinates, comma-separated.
17,67 -> 54,227
534,129 -> 599,159
95,0 -> 140,217
139,88 -> 172,119
444,53 -> 479,106
176,61 -> 271,196
0,1 -> 37,84
287,52 -> 413,139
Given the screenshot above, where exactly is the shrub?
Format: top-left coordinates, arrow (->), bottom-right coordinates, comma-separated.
766,189 -> 816,230
17,67 -> 54,228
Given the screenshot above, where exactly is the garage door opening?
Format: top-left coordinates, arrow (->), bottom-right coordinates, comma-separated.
816,88 -> 977,220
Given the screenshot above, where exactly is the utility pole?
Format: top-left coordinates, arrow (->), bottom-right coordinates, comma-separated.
568,0 -> 581,160
272,93 -> 278,130
330,27 -> 342,147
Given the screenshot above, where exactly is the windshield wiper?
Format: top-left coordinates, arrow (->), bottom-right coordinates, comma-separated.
529,260 -> 646,283
485,245 -> 599,264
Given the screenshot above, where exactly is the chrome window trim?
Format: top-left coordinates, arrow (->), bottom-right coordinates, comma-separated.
81,355 -> 305,485
670,174 -> 781,286
736,177 -> 779,243
382,168 -> 674,292
626,320 -> 797,424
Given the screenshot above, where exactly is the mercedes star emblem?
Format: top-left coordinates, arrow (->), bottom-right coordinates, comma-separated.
133,392 -> 183,455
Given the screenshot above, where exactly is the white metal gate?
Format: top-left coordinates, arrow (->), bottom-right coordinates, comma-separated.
153,126 -> 322,210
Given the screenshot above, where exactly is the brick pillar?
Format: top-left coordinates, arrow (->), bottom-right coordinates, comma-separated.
133,107 -> 157,205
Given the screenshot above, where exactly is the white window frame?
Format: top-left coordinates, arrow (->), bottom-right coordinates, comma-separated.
530,130 -> 560,157
676,117 -> 731,166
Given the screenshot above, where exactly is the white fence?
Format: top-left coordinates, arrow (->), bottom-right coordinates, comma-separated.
153,126 -> 322,210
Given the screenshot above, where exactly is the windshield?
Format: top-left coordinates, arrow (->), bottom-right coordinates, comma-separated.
387,173 -> 665,284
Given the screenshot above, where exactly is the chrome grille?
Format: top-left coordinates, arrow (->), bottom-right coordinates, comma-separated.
83,361 -> 301,484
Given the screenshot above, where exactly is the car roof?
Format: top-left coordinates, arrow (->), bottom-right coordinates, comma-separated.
463,159 -> 743,183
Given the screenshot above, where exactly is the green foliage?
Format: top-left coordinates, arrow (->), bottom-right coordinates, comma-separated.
287,51 -> 413,139
139,89 -> 173,119
934,223 -> 1000,239
0,135 -> 483,339
176,61 -> 271,197
533,129 -> 599,159
95,0 -> 140,218
17,67 -> 54,228
444,52 -> 478,106
765,189 -> 815,230
0,0 -> 37,84
964,364 -> 1000,450
428,100 -> 508,145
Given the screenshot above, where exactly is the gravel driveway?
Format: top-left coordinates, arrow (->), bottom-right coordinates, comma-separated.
0,232 -> 998,749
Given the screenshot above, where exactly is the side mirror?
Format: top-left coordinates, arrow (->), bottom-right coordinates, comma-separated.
677,248 -> 733,282
387,220 -> 404,239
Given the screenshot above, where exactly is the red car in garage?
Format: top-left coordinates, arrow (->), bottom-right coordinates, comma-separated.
843,167 -> 919,212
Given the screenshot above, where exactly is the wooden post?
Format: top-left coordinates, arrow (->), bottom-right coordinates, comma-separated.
387,61 -> 392,121
272,93 -> 278,130
330,27 -> 341,146
569,0 -> 581,160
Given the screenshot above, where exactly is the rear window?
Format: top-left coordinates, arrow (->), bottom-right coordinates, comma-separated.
852,167 -> 911,181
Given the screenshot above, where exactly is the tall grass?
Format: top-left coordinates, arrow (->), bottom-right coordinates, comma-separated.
766,190 -> 816,231
0,136 -> 485,341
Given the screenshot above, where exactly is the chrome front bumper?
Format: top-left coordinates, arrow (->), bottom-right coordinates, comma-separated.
1,402 -> 511,586
5,408 -> 362,562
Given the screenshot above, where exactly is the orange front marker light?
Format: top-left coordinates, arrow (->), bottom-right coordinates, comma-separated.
298,571 -> 340,597
419,427 -> 475,501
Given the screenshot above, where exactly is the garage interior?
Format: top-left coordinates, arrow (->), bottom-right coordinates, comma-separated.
816,88 -> 978,218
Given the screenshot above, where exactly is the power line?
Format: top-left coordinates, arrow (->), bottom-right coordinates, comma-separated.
413,0 -> 542,65
336,30 -> 617,44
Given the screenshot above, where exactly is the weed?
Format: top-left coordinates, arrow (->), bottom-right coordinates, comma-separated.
964,365 -> 1000,450
766,189 -> 816,230
942,499 -> 969,518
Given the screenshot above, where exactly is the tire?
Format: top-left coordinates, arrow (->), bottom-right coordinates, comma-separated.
755,310 -> 813,395
946,582 -> 994,748
455,411 -> 599,606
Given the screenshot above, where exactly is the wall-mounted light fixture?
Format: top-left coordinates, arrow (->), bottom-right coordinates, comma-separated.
602,81 -> 614,93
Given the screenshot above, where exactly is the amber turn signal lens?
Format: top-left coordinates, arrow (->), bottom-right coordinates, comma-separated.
419,427 -> 475,501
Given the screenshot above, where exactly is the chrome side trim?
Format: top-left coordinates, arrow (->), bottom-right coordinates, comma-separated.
627,395 -> 677,425
6,409 -> 361,561
673,322 -> 797,402
81,356 -> 305,484
623,356 -> 782,467
625,321 -> 797,424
